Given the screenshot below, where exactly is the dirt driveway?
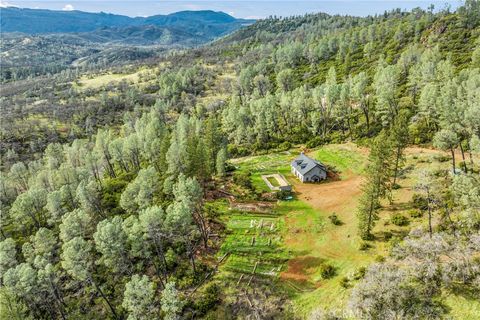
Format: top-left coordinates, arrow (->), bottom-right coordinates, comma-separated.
291,173 -> 363,218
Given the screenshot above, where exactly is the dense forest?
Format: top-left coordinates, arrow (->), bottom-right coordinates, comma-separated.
0,2 -> 479,319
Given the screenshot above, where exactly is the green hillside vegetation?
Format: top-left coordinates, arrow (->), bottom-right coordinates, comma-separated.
0,2 -> 479,319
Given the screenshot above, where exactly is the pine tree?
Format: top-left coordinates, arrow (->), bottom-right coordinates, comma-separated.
357,132 -> 394,239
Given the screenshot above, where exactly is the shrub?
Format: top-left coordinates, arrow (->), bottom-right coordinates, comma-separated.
409,209 -> 422,218
392,183 -> 401,190
383,231 -> 393,240
375,255 -> 385,262
319,263 -> 336,279
233,172 -> 253,190
412,194 -> 428,211
391,213 -> 409,226
276,190 -> 293,200
435,154 -> 450,162
328,213 -> 342,225
353,267 -> 366,280
340,276 -> 350,288
195,283 -> 221,315
306,136 -> 326,148
278,141 -> 292,151
359,242 -> 371,251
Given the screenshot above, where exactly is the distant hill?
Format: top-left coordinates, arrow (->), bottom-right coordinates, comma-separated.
0,8 -> 254,79
0,7 -> 253,35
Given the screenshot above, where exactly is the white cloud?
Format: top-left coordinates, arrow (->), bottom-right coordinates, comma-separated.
62,4 -> 74,11
0,0 -> 18,8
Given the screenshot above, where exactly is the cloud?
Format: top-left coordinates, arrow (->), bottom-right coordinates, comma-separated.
62,4 -> 74,11
0,0 -> 18,8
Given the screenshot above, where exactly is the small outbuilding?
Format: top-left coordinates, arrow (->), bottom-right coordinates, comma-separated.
291,152 -> 327,183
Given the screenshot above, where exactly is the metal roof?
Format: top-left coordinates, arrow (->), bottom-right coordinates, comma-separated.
290,153 -> 326,176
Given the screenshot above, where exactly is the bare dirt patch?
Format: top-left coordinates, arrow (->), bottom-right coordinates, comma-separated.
281,256 -> 323,284
293,173 -> 363,215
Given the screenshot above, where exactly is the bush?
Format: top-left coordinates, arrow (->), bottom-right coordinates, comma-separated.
359,242 -> 371,251
383,231 -> 393,240
319,263 -> 336,279
412,194 -> 428,211
276,190 -> 293,200
195,283 -> 221,315
353,267 -> 366,280
435,154 -> 450,163
228,144 -> 249,157
277,141 -> 292,151
306,136 -> 327,148
409,209 -> 422,218
328,213 -> 342,225
392,183 -> 401,190
374,255 -> 385,262
391,213 -> 409,226
233,172 -> 253,190
340,276 -> 350,288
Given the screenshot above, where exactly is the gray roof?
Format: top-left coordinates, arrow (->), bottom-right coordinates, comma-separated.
291,153 -> 326,176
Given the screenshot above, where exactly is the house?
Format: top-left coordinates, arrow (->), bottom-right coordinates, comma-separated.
291,152 -> 327,182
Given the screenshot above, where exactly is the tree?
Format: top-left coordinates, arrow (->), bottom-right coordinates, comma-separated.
120,166 -> 159,212
122,215 -> 149,260
165,200 -> 198,272
139,205 -> 168,284
389,114 -> 409,190
28,228 -> 57,269
216,148 -> 227,177
2,263 -> 41,317
10,188 -> 47,229
0,238 -> 17,279
8,162 -> 29,192
357,132 -> 394,239
172,174 -> 207,248
161,281 -> 183,320
415,170 -> 438,237
349,263 -> 444,319
61,237 -> 119,319
433,129 -> 459,173
373,63 -> 399,127
311,67 -> 340,139
93,216 -> 129,274
59,209 -> 91,243
351,72 -> 371,130
0,287 -> 32,320
122,274 -> 157,320
276,68 -> 295,92
451,173 -> 480,230
76,180 -> 104,217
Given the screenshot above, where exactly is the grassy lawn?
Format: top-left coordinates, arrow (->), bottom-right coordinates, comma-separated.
266,176 -> 281,187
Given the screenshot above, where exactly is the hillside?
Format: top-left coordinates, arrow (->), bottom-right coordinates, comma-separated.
0,3 -> 479,320
0,8 -> 253,81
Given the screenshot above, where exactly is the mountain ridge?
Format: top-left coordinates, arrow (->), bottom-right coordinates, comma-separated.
0,7 -> 254,34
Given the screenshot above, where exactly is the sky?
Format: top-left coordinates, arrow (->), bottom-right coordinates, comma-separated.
0,0 -> 462,19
